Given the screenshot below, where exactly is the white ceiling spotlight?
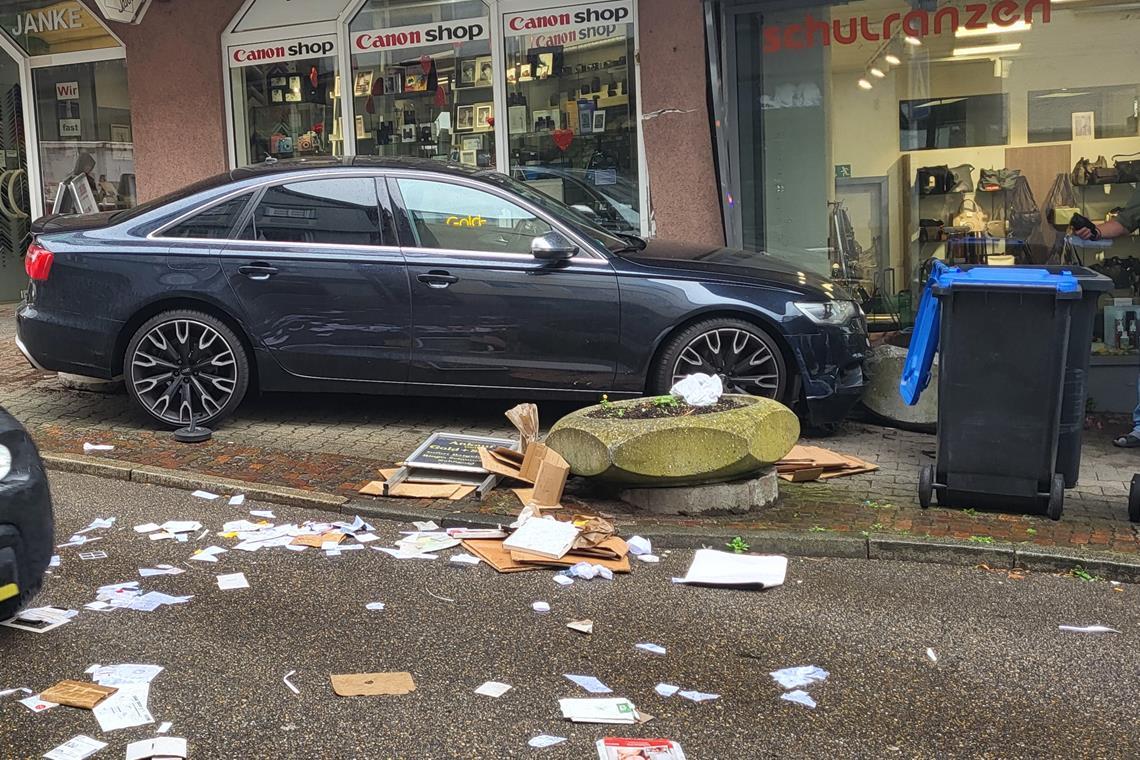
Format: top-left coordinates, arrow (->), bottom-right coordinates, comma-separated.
857,77 -> 873,90
884,52 -> 901,65
904,35 -> 923,45
955,20 -> 1032,37
869,66 -> 886,78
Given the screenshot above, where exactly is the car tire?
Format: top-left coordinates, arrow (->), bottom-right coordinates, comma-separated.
649,317 -> 789,403
0,571 -> 44,621
124,309 -> 250,429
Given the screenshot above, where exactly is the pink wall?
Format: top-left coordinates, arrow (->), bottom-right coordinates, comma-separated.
116,0 -> 245,202
637,0 -> 724,246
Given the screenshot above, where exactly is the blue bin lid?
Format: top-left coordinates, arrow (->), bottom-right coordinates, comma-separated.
898,264 -> 1081,406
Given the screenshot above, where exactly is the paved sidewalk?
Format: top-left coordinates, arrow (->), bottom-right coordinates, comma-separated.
3,305 -> 1138,555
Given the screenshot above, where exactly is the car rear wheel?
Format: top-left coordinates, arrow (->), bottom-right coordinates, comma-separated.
124,310 -> 249,429
649,317 -> 788,402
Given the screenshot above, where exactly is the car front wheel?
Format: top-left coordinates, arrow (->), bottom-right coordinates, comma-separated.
649,317 -> 788,403
124,310 -> 250,429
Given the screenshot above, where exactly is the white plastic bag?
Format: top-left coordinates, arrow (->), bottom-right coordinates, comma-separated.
669,373 -> 723,406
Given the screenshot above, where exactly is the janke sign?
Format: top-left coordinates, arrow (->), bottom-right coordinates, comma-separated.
762,0 -> 1052,53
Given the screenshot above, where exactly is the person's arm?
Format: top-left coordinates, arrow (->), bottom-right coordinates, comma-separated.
1076,187 -> 1140,239
1094,219 -> 1131,239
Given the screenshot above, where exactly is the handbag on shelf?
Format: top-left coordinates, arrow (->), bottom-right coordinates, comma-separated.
1114,152 -> 1140,183
1085,155 -> 1116,184
1072,157 -> 1093,186
1006,176 -> 1041,239
986,220 -> 1008,237
949,164 -> 974,193
1045,172 -> 1080,228
953,197 -> 988,234
919,218 -> 945,243
917,165 -> 954,195
979,167 -> 1021,191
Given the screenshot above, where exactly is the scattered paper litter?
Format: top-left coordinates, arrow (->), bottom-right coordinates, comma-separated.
159,521 -> 201,535
627,536 -> 652,556
19,694 -> 57,712
553,575 -> 573,586
83,443 -> 114,452
1059,625 -> 1120,634
138,565 -> 184,577
228,494 -> 245,506
679,689 -> 719,703
425,590 -> 455,603
502,517 -> 580,560
413,520 -> 440,531
782,689 -> 817,709
125,738 -> 187,760
157,722 -> 172,734
330,671 -> 415,697
92,683 -> 153,732
250,510 -> 276,519
57,536 -> 101,548
558,697 -> 637,724
283,671 -> 299,695
0,686 -> 32,698
191,490 -> 219,500
365,602 -> 386,611
373,547 -> 438,560
563,674 -> 612,694
654,683 -> 681,698
532,601 -> 551,614
189,545 -> 228,563
89,664 -> 164,687
216,572 -> 249,590
568,561 -> 614,581
596,738 -> 686,758
133,523 -> 160,534
567,619 -> 594,635
926,648 -> 938,662
43,735 -> 106,760
673,549 -> 787,589
354,533 -> 380,544
637,554 -> 660,564
528,735 -> 567,748
770,666 -> 830,690
79,551 -> 107,560
449,553 -> 481,565
77,517 -> 115,534
474,681 -> 512,698
49,555 -> 60,567
635,643 -> 666,655
2,607 -> 75,634
671,372 -> 723,406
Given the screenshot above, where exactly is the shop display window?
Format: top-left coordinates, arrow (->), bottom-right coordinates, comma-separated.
350,0 -> 494,166
501,2 -> 640,233
34,59 -> 136,212
1,1 -> 120,56
229,45 -> 340,166
710,0 -> 1140,350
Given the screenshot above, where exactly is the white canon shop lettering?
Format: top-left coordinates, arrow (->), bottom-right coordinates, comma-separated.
353,18 -> 489,53
504,0 -> 632,37
229,35 -> 336,68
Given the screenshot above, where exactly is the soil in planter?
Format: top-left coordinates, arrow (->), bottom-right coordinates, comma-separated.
587,397 -> 744,420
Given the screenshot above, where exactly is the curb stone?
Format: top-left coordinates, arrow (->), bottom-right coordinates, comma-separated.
42,452 -> 1140,583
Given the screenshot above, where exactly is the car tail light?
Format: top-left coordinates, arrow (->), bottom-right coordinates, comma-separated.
24,242 -> 53,281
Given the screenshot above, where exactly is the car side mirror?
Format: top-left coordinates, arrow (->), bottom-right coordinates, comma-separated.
531,231 -> 577,261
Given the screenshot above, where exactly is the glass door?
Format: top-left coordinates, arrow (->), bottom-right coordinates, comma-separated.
0,49 -> 30,302
499,0 -> 641,233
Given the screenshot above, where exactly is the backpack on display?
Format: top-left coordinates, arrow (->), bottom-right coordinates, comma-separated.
949,164 -> 974,192
953,197 -> 988,233
917,165 -> 954,195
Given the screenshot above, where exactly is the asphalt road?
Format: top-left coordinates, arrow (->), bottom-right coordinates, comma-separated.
1,472 -> 1138,759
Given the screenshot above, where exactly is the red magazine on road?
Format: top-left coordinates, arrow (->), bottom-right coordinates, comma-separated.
595,737 -> 687,759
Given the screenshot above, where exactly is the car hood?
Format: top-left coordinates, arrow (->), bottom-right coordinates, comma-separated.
615,240 -> 842,298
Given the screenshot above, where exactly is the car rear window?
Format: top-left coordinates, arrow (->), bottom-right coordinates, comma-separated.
110,172 -> 235,224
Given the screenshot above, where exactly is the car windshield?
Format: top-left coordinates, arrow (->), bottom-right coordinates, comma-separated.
478,171 -> 635,252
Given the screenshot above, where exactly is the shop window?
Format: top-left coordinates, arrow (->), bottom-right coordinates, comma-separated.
349,0 -> 494,166
899,94 -> 1009,151
396,177 -> 551,253
244,178 -> 381,246
162,194 -> 252,240
229,42 -> 339,166
34,59 -> 135,212
1028,84 -> 1140,143
501,1 -> 640,233
1,1 -> 120,56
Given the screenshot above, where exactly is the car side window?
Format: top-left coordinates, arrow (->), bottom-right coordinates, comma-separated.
161,194 -> 251,239
396,178 -> 552,255
246,178 -> 381,246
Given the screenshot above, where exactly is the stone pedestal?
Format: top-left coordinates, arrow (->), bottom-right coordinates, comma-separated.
862,344 -> 937,430
619,468 -> 778,515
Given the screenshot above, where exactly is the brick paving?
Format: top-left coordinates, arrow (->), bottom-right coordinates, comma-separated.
3,305 -> 1138,555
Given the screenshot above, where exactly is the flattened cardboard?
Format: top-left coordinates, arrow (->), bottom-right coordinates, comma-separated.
461,539 -> 543,573
778,467 -> 825,483
572,536 -> 629,561
505,403 -> 539,452
38,680 -> 117,710
530,449 -> 569,508
512,488 -> 560,509
331,672 -> 415,697
388,482 -> 465,499
358,480 -> 385,496
509,549 -> 632,573
478,447 -> 528,481
448,485 -> 477,500
292,531 -> 345,548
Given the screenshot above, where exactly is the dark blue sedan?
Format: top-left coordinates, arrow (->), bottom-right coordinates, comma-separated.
16,158 -> 868,429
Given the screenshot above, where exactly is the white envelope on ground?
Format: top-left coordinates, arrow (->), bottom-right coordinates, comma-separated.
673,549 -> 787,589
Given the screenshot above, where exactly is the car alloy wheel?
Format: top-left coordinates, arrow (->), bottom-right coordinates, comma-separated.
671,327 -> 782,398
130,318 -> 239,426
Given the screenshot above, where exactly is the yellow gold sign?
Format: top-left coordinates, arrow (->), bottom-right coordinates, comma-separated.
446,215 -> 487,227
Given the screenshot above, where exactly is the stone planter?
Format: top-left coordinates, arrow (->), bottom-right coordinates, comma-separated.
545,394 -> 799,486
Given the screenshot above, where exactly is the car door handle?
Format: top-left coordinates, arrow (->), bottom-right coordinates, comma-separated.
417,271 -> 459,288
238,263 -> 278,281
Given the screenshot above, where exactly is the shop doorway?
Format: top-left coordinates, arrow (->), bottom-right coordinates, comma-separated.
0,46 -> 30,303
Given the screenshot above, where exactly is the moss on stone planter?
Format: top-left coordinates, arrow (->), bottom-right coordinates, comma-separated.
546,394 -> 799,485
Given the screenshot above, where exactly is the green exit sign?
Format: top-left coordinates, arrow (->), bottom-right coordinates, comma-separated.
835,164 -> 852,178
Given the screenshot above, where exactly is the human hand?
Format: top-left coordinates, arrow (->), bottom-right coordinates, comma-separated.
1074,227 -> 1093,240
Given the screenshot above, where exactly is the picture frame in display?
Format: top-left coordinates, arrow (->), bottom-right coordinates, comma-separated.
462,136 -> 482,151
578,102 -> 594,134
1072,111 -> 1095,140
404,71 -> 428,93
457,59 -> 476,88
474,56 -> 493,87
285,75 -> 302,103
110,124 -> 131,143
401,124 -> 417,143
353,70 -> 374,98
459,149 -> 478,166
592,110 -> 606,132
532,109 -> 552,131
474,102 -> 493,132
383,70 -> 404,95
456,104 -> 475,132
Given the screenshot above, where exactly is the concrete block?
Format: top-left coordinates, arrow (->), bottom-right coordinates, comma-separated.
619,469 -> 778,515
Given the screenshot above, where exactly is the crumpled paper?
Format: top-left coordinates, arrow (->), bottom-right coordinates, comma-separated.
670,373 -> 723,406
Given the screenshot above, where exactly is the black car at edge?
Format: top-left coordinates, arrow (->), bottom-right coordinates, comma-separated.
16,157 -> 868,429
0,407 -> 53,621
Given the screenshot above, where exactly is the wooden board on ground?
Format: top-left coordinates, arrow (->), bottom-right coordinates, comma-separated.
509,549 -> 632,573
461,539 -> 543,573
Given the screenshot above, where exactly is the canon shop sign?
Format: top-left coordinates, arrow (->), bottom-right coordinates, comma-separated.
504,0 -> 632,42
353,18 -> 489,53
229,34 -> 337,68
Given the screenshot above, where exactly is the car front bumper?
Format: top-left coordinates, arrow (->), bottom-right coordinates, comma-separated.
0,408 -> 53,619
788,322 -> 869,427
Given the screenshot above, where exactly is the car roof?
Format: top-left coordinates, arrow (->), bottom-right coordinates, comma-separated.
229,156 -> 485,182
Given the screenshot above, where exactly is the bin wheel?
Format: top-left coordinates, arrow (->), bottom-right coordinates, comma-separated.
1047,474 -> 1064,521
919,464 -> 935,509
1129,475 -> 1140,523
